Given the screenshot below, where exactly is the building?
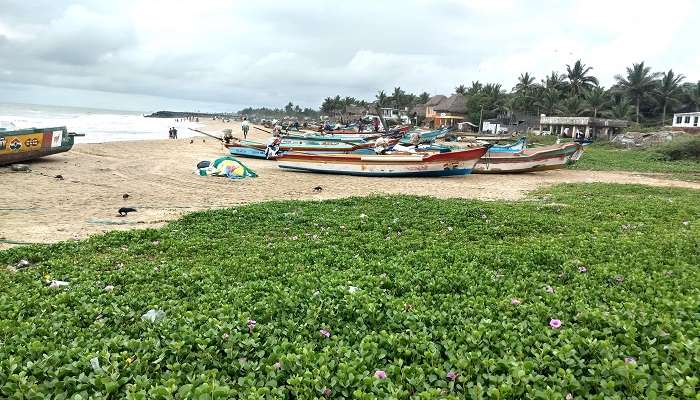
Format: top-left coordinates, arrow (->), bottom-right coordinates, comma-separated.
380,107 -> 399,121
424,95 -> 447,127
539,116 -> 628,140
672,112 -> 700,132
411,103 -> 426,125
482,112 -> 540,134
432,94 -> 467,127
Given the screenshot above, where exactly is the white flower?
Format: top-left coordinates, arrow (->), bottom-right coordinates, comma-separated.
348,286 -> 359,294
104,285 -> 115,292
360,213 -> 367,219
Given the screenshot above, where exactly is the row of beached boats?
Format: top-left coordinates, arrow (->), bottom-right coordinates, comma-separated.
222,126 -> 584,177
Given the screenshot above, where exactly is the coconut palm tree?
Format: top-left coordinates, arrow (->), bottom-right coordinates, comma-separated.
514,72 -> 536,94
557,96 -> 586,116
418,92 -> 431,104
655,70 -> 685,126
536,88 -> 562,115
543,71 -> 567,92
565,60 -> 599,96
391,87 -> 405,108
605,98 -> 635,120
585,87 -> 608,118
375,90 -> 388,108
614,62 -> 662,123
685,81 -> 700,112
455,85 -> 467,95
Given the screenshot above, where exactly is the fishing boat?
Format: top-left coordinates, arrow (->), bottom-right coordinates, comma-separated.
0,126 -> 82,166
225,138 -> 383,159
487,138 -> 527,153
400,128 -> 449,145
282,132 -> 376,142
473,142 -> 583,173
276,146 -> 489,177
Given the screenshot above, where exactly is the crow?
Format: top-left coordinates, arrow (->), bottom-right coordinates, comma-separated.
54,174 -> 64,180
313,186 -> 323,192
190,139 -> 194,144
122,193 -> 130,200
118,207 -> 137,217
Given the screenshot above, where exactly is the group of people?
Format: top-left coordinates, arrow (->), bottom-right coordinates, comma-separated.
168,127 -> 178,139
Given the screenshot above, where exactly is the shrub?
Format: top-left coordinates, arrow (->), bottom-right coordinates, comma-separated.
654,136 -> 700,161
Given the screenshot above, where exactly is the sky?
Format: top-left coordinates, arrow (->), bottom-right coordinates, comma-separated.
0,0 -> 698,112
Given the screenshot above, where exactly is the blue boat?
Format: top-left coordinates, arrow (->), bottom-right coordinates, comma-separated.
487,138 -> 527,153
399,128 -> 448,145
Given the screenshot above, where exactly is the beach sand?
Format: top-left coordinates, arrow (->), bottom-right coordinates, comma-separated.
2,119 -> 698,249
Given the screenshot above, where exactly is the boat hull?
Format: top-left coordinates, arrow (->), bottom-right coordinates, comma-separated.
277,147 -> 488,177
474,143 -> 582,173
0,127 -> 75,165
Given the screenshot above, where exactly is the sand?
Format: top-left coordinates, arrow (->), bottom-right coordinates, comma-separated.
2,119 -> 698,249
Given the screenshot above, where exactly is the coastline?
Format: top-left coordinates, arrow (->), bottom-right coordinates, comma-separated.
2,119 -> 699,249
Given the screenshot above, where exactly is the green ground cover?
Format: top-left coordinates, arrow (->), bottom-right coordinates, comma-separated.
572,144 -> 700,180
1,184 -> 698,399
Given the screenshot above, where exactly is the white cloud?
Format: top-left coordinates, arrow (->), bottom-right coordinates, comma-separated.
0,0 -> 697,111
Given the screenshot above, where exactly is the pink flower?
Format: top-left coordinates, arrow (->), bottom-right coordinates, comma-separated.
545,286 -> 556,294
446,371 -> 457,381
511,298 -> 521,305
374,370 -> 387,379
323,388 -> 332,397
221,333 -> 230,340
247,319 -> 256,333
549,319 -> 562,329
624,356 -> 636,365
320,329 -> 331,338
578,266 -> 587,273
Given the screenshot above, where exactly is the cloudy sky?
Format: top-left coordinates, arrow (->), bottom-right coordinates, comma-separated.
0,0 -> 698,112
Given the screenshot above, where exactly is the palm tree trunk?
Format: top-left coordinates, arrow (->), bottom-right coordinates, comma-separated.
662,102 -> 667,127
635,97 -> 640,124
594,108 -> 597,119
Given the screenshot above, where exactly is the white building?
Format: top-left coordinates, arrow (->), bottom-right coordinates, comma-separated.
672,112 -> 700,128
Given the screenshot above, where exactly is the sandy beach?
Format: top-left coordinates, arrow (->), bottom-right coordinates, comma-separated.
1,119 -> 698,249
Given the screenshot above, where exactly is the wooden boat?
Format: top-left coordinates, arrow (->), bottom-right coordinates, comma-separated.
225,138 -> 383,159
276,146 -> 489,177
282,133 -> 376,142
400,128 -> 449,145
487,138 -> 527,153
474,142 -> 583,173
0,126 -> 81,165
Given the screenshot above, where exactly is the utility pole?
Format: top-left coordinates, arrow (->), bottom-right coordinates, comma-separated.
478,106 -> 484,133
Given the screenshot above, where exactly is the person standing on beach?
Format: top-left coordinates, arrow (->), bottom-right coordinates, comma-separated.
241,117 -> 250,139
172,127 -> 178,139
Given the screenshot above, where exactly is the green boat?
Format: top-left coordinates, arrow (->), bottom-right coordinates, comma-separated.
0,126 -> 82,166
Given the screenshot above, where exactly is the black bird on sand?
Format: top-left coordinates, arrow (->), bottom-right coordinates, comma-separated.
122,193 -> 130,200
54,174 -> 64,180
118,207 -> 137,217
313,186 -> 323,192
190,139 -> 194,144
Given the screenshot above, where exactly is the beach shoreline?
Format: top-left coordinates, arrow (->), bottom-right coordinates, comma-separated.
2,119 -> 699,249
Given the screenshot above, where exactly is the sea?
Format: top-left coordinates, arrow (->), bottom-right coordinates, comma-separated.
0,102 -> 205,144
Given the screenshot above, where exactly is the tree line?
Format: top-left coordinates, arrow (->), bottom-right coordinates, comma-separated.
239,60 -> 700,126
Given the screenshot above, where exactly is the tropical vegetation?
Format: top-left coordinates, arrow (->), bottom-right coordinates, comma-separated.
1,184 -> 699,398
239,60 -> 698,129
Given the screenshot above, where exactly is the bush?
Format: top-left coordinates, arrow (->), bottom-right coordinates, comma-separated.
654,136 -> 700,161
